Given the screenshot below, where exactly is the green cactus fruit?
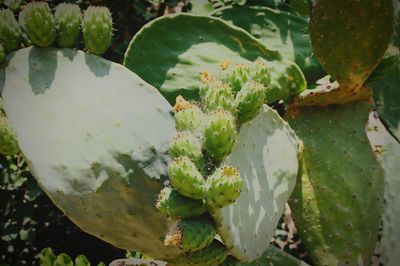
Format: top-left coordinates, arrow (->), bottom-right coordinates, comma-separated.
287,101 -> 384,265
1,47 -> 184,260
174,96 -> 205,135
168,156 -> 206,200
40,247 -> 57,266
82,6 -> 112,55
203,83 -> 236,114
169,132 -> 203,167
310,0 -> 395,90
0,9 -> 21,52
222,63 -> 251,93
206,166 -> 242,209
55,3 -> 82,48
156,187 -> 207,219
0,45 -> 4,64
18,2 -> 56,47
204,110 -> 236,162
0,116 -> 19,156
250,62 -> 271,88
235,81 -> 266,124
55,253 -> 73,266
165,216 -> 216,252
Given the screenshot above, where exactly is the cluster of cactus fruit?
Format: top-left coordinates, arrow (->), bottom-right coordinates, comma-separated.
155,61 -> 272,265
0,1 -> 112,63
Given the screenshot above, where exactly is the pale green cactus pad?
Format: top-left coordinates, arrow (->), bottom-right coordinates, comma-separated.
0,47 -> 183,260
287,101 -> 384,265
367,113 -> 400,266
123,13 -> 306,105
211,105 -> 300,262
211,6 -> 323,83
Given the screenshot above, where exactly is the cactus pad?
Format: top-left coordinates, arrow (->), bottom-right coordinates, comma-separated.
204,110 -> 237,163
156,187 -> 207,219
211,105 -> 300,262
18,2 -> 56,47
55,3 -> 82,48
82,6 -> 112,55
287,101 -> 384,265
124,13 -> 306,105
168,156 -> 206,200
310,0 -> 395,90
0,9 -> 21,52
235,81 -> 266,124
0,47 -> 184,260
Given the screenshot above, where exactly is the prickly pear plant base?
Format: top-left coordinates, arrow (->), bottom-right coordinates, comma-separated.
1,47 -> 182,260
287,101 -> 384,265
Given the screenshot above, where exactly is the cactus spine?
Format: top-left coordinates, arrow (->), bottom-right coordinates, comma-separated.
82,6 -> 112,55
55,3 -> 82,48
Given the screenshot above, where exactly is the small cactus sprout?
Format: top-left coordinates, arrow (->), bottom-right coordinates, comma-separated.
204,110 -> 237,162
82,6 -> 112,55
18,2 -> 56,47
55,3 -> 82,48
206,166 -> 243,209
173,96 -> 205,134
164,216 -> 216,252
0,45 -> 5,64
222,63 -> 251,93
0,9 -> 21,52
0,116 -> 19,156
168,156 -> 206,200
203,82 -> 236,115
169,132 -> 203,167
235,81 -> 266,124
156,187 -> 207,219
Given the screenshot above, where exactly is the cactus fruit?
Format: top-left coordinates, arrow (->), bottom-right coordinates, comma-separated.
164,216 -> 216,252
310,0 -> 395,90
204,110 -> 236,162
169,132 -> 203,167
203,83 -> 236,114
55,4 -> 82,48
0,116 -> 19,156
156,187 -> 207,219
168,156 -> 206,200
0,45 -> 4,64
82,6 -> 112,55
235,81 -> 266,124
18,2 -> 56,47
206,166 -> 242,209
222,64 -> 250,93
0,9 -> 21,52
174,96 -> 205,135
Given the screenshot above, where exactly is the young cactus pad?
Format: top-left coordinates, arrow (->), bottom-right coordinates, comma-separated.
123,13 -> 306,105
18,2 -> 56,47
82,6 -> 113,55
0,9 -> 21,52
211,105 -> 300,262
0,47 -> 183,260
287,102 -> 384,265
55,3 -> 82,48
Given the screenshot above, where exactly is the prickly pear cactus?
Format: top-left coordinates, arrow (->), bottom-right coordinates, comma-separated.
287,101 -> 384,265
18,2 -> 56,47
54,3 -> 82,48
124,13 -> 306,105
0,116 -> 19,156
310,0 -> 395,90
0,47 -> 183,260
0,9 -> 21,53
82,6 -> 113,55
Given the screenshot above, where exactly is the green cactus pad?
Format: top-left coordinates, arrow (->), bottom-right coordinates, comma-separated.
287,101 -> 384,265
211,6 -> 323,84
211,105 -> 300,262
18,2 -> 56,47
204,110 -> 237,163
367,114 -> 400,266
0,116 -> 19,156
55,3 -> 82,48
235,81 -> 266,124
123,13 -> 306,105
168,156 -> 206,200
169,132 -> 203,167
367,48 -> 400,83
203,83 -> 236,114
310,0 -> 395,90
174,97 -> 205,135
0,9 -> 21,52
82,6 -> 112,55
206,166 -> 243,209
165,216 -> 216,252
0,47 -> 184,260
156,187 -> 207,219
